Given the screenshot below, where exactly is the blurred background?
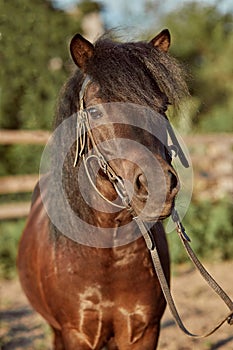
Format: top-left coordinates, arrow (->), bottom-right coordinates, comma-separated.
0,0 -> 233,350
0,1 -> 232,348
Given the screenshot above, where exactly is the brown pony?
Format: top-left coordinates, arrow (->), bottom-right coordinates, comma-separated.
17,29 -> 188,349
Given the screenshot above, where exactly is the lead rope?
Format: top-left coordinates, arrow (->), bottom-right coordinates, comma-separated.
83,128 -> 233,337
113,180 -> 233,336
74,75 -> 233,338
134,215 -> 233,338
172,209 -> 233,315
113,177 -> 233,336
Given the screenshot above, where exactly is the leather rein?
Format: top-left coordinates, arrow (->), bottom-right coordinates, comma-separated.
74,76 -> 233,338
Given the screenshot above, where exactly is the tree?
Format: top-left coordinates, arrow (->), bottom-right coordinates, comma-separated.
0,0 -> 82,130
0,0 -> 84,175
159,2 -> 233,132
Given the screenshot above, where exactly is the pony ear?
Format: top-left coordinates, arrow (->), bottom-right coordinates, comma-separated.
70,34 -> 94,70
150,29 -> 171,52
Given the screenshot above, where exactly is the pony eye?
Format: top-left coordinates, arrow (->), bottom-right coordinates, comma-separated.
88,107 -> 103,119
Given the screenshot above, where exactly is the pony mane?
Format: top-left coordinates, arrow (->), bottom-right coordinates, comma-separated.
55,34 -> 189,128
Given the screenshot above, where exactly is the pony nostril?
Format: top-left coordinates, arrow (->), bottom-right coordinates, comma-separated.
135,175 -> 142,190
134,173 -> 148,196
168,170 -> 178,190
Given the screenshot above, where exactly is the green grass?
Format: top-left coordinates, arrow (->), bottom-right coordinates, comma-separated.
0,219 -> 26,279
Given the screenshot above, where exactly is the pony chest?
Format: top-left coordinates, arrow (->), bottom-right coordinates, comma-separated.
111,240 -> 155,278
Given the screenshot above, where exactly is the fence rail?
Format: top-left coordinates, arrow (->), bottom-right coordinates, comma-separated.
0,129 -> 50,145
0,129 -> 232,220
0,130 -> 49,220
0,202 -> 31,220
0,175 -> 39,195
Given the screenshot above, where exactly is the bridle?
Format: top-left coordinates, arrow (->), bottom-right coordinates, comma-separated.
74,75 -> 233,337
73,76 -> 187,209
73,76 -> 130,209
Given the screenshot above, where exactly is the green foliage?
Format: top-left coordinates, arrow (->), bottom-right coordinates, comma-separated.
167,198 -> 233,264
159,2 -> 233,133
78,0 -> 103,14
0,0 -> 82,176
0,144 -> 45,176
0,219 -> 25,279
0,0 -> 81,130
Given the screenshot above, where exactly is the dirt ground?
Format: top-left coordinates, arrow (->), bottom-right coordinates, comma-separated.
0,261 -> 232,350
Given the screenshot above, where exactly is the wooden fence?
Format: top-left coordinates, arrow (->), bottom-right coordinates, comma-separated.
0,130 -> 50,220
0,129 -> 232,220
0,129 -> 50,145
